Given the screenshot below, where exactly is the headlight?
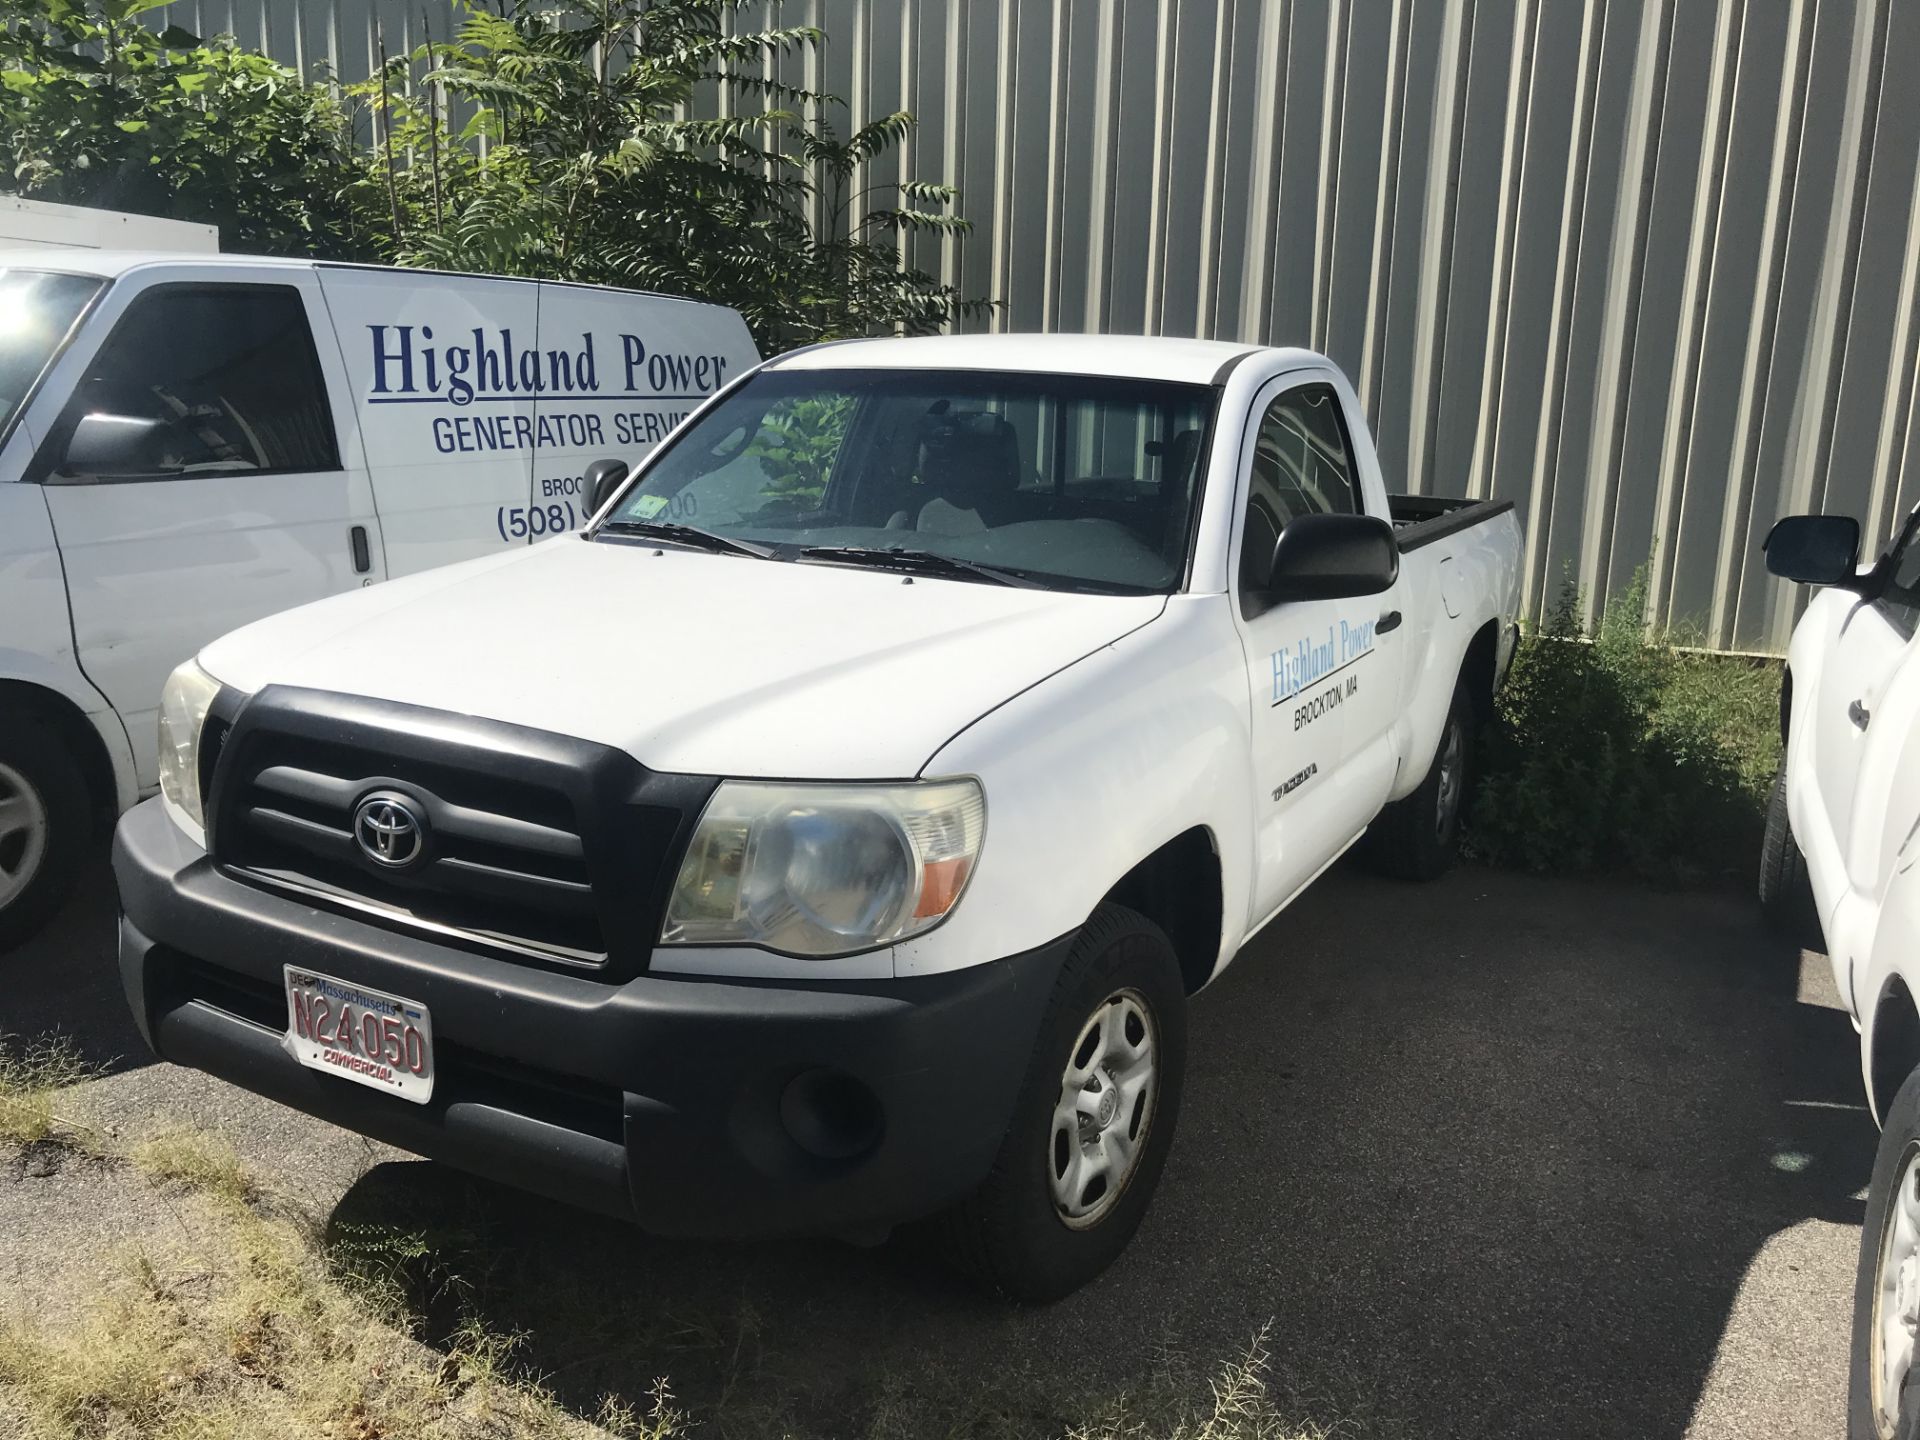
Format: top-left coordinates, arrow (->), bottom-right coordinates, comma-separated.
662,779 -> 986,957
156,659 -> 222,833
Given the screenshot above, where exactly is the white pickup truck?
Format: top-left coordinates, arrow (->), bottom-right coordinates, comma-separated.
1761,508 -> 1920,1436
112,334 -> 1521,1300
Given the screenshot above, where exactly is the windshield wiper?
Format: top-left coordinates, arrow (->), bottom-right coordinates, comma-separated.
797,545 -> 1040,588
595,519 -> 776,559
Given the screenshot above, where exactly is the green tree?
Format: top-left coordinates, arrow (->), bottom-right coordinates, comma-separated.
362,0 -> 987,349
0,0 -> 362,257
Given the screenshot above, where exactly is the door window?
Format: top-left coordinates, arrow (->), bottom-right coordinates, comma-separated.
51,284 -> 338,481
1238,383 -> 1360,604
1877,516 -> 1920,638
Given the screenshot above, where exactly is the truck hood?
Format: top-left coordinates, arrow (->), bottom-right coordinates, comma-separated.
200,538 -> 1166,779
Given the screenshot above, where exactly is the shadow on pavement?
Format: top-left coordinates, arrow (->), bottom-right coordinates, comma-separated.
320,861 -> 1875,1439
2,854 -> 152,1075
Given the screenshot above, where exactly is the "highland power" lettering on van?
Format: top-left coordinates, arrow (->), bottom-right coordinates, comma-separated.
366,325 -> 733,406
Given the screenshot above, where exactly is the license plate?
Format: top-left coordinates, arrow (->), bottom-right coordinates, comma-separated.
283,966 -> 434,1105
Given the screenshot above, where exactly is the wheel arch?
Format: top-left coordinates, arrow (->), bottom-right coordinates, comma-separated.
1101,826 -> 1224,995
1871,974 -> 1920,1126
1461,618 -> 1501,727
0,679 -> 122,835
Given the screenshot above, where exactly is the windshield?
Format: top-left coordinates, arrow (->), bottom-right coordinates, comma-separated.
0,270 -> 104,442
598,367 -> 1218,594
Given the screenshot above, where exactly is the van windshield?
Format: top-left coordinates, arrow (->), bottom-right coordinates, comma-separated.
596,368 -> 1217,594
0,269 -> 104,442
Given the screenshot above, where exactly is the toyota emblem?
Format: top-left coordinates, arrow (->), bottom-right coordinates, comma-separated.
352,791 -> 427,869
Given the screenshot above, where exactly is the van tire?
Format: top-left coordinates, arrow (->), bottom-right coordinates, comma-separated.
1759,764 -> 1824,952
934,904 -> 1187,1303
1364,678 -> 1473,882
0,718 -> 90,952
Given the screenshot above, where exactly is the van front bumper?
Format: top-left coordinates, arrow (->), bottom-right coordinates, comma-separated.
113,799 -> 1065,1237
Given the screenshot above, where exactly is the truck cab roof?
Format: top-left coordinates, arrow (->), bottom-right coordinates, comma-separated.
769,332 -> 1322,387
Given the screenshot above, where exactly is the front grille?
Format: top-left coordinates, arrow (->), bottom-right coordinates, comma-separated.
208,686 -> 716,979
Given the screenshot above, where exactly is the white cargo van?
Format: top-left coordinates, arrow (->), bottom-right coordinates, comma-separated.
0,252 -> 756,944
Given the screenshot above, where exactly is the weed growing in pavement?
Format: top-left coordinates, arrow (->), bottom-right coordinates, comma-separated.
0,1033 -> 97,1150
6,1111 -> 1357,1438
1468,569 -> 1782,886
0,1123 -> 660,1440
132,1128 -> 257,1208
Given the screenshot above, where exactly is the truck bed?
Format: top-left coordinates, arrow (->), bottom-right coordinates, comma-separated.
1388,494 -> 1517,552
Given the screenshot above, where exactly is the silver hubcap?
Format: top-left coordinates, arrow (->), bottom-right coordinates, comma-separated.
1874,1146 -> 1920,1437
0,760 -> 49,911
1049,988 -> 1158,1229
1435,719 -> 1465,840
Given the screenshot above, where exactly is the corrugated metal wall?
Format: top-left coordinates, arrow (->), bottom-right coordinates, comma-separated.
166,0 -> 1920,652
156,1 -> 454,92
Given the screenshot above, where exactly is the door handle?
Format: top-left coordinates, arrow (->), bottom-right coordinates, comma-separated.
349,525 -> 371,575
1849,698 -> 1871,730
1376,610 -> 1403,634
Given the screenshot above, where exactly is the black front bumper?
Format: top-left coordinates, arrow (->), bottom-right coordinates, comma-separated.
114,799 -> 1066,1237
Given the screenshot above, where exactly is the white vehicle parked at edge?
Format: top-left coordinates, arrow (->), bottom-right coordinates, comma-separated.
112,335 -> 1521,1300
0,253 -> 755,944
1762,509 -> 1920,1439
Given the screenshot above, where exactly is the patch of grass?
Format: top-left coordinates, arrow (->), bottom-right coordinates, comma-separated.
0,1184 -> 633,1440
132,1129 -> 257,1209
1060,1327 -> 1339,1440
0,1034 -> 96,1148
8,1118 -> 1363,1439
1468,571 -> 1783,886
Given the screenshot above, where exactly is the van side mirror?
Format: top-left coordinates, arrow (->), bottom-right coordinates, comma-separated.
1764,514 -> 1861,587
584,457 -> 630,516
1257,512 -> 1400,602
59,412 -> 180,479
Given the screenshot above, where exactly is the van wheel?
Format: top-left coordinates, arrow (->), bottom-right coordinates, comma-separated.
0,719 -> 90,951
935,904 -> 1186,1303
1850,1067 -> 1920,1440
1364,678 -> 1473,881
1759,764 -> 1824,952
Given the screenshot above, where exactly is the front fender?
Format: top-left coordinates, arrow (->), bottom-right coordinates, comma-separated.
897,595 -> 1254,982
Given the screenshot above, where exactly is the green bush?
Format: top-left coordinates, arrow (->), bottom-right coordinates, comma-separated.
353,0 -> 988,350
0,0 -> 362,256
0,0 -> 988,350
1467,572 -> 1782,886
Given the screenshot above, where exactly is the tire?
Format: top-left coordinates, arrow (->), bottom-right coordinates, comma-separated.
0,717 -> 91,952
1850,1066 -> 1920,1440
1759,763 -> 1825,952
935,903 -> 1187,1303
1364,677 -> 1473,881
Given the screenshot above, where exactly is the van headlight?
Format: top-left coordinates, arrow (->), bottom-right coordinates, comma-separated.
156,659 -> 222,835
662,779 -> 986,957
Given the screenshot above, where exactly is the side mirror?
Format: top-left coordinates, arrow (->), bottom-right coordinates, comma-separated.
61,412 -> 179,479
583,457 -> 630,516
1764,514 -> 1860,587
1258,512 -> 1400,602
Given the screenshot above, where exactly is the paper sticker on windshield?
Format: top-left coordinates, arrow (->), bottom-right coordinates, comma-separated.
630,494 -> 669,518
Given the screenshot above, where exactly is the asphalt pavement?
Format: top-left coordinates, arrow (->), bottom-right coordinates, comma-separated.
1,853 -> 1880,1438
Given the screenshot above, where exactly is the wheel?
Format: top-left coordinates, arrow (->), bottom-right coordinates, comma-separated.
1851,1067 -> 1920,1440
0,717 -> 91,951
1364,677 -> 1473,881
935,903 -> 1187,1302
1759,763 -> 1825,951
